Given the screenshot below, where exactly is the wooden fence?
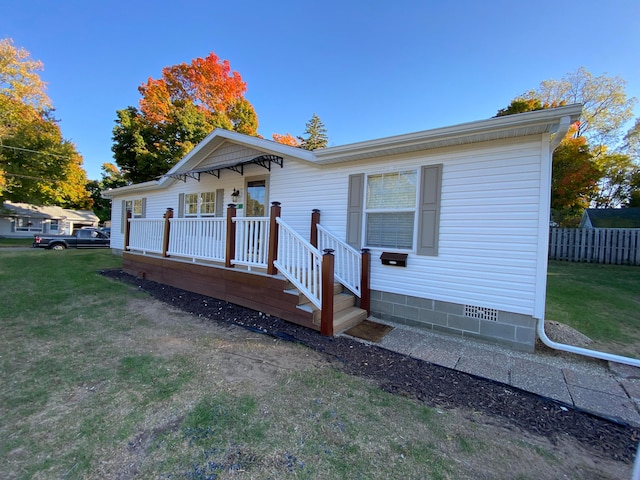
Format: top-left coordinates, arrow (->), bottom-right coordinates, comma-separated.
549,228 -> 640,265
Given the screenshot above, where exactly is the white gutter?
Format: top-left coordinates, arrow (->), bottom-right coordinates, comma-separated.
537,115 -> 640,369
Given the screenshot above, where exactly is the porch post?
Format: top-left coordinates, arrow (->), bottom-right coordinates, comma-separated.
310,209 -> 320,248
267,201 -> 281,275
360,248 -> 371,315
320,248 -> 335,336
124,210 -> 132,251
162,208 -> 173,258
225,204 -> 237,268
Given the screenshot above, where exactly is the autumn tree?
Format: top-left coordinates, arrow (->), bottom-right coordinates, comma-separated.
298,113 -> 328,150
517,67 -> 636,147
550,131 -> 601,225
272,133 -> 300,147
591,152 -> 640,208
0,38 -> 91,207
113,53 -> 259,183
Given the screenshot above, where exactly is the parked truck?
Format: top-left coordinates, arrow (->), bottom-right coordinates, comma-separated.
33,228 -> 110,250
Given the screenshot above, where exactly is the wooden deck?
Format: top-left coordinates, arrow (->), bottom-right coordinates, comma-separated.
123,252 -> 319,330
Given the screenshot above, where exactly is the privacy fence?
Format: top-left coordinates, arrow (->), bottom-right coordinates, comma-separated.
549,228 -> 640,265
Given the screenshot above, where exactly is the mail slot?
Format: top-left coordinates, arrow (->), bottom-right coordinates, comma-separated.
380,252 -> 408,267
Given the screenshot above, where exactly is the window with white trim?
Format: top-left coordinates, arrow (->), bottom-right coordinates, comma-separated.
125,199 -> 144,218
184,191 -> 216,217
365,170 -> 417,249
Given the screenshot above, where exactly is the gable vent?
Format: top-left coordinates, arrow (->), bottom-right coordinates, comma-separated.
464,305 -> 498,322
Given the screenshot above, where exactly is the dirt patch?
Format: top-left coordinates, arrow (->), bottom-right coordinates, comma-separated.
101,269 -> 640,471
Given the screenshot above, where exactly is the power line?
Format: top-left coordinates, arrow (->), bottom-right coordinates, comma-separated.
0,144 -> 72,159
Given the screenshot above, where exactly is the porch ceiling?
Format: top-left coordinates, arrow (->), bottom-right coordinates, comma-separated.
165,154 -> 283,182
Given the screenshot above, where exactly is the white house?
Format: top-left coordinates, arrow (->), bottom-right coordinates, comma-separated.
104,104 -> 582,352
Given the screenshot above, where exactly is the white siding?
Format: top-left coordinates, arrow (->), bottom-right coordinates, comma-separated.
110,136 -> 548,316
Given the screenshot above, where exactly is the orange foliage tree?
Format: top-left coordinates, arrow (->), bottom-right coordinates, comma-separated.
272,133 -> 300,147
113,53 -> 259,183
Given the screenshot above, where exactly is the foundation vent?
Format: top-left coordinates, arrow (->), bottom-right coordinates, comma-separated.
464,305 -> 498,322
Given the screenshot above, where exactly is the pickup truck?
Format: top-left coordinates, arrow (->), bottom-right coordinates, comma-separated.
33,228 -> 111,250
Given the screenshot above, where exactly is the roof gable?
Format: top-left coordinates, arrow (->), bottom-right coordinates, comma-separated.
1,201 -> 98,222
583,208 -> 640,228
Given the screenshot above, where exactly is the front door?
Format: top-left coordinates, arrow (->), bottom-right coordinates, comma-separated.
245,178 -> 267,217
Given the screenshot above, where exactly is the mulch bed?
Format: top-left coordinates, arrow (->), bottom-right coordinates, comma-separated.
101,269 -> 639,462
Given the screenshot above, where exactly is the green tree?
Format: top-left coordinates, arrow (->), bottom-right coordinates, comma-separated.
112,53 -> 259,183
518,67 -> 636,147
592,152 -> 640,208
0,38 -> 91,207
298,113 -> 328,150
87,163 -> 128,223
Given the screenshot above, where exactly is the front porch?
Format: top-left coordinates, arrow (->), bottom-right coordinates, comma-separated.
123,203 -> 371,335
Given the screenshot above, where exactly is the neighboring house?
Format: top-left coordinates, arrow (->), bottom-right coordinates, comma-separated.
104,104 -> 582,352
0,201 -> 99,237
579,208 -> 640,229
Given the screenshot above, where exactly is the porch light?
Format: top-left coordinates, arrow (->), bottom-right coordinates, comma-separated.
231,189 -> 240,202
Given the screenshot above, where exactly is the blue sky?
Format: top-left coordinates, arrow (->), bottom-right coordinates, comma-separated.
3,0 -> 639,180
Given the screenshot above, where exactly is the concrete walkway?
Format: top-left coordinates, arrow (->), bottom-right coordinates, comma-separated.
345,320 -> 640,427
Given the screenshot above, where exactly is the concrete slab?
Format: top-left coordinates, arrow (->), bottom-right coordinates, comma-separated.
408,344 -> 461,369
569,384 -> 640,426
609,362 -> 640,380
563,369 -> 627,397
378,328 -> 424,355
509,358 -> 573,405
619,379 -> 640,402
455,356 -> 509,384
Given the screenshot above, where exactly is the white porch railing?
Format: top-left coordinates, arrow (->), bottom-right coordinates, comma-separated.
128,218 -> 164,254
317,224 -> 362,297
274,217 -> 323,309
233,217 -> 270,269
167,218 -> 226,262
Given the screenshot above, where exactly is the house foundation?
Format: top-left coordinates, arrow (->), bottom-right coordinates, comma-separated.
370,290 -> 538,352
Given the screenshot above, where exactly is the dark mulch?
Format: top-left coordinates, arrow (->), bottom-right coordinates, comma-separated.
101,269 -> 639,463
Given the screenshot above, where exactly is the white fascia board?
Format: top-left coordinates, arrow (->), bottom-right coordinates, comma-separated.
101,180 -> 161,199
314,104 -> 583,164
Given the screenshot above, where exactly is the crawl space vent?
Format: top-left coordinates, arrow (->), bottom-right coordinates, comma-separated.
464,305 -> 498,322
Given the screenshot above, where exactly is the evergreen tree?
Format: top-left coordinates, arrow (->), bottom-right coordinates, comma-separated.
298,113 -> 328,150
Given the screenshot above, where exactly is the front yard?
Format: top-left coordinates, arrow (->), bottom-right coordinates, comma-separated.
0,249 -> 634,479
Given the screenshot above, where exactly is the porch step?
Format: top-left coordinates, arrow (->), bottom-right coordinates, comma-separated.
293,284 -> 367,335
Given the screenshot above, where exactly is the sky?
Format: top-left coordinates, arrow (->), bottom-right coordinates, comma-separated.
3,0 -> 639,180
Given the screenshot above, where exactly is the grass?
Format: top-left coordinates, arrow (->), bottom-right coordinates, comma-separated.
0,249 -> 632,479
0,237 -> 33,247
546,260 -> 640,357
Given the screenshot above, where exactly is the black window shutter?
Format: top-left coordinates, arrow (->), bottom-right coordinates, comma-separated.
417,164 -> 442,256
346,173 -> 364,249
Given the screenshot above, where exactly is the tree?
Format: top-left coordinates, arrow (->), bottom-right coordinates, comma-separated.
591,152 -> 639,208
550,129 -> 601,226
1,39 -> 91,208
272,133 -> 300,147
113,53 -> 259,183
518,67 -> 636,147
87,163 -> 128,223
298,113 -> 328,150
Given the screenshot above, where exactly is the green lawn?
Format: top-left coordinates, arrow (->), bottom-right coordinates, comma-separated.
0,250 -> 632,479
546,260 -> 640,358
0,237 -> 34,247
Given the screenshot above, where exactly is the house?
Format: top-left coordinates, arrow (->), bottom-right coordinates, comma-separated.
579,208 -> 640,229
0,201 -> 99,237
104,104 -> 582,352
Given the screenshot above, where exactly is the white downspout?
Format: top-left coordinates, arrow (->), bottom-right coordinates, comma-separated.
538,115 -> 640,368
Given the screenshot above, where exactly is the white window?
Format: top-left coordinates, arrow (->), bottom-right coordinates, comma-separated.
365,170 -> 417,250
125,199 -> 144,218
15,218 -> 43,232
184,191 -> 215,217
49,219 -> 59,232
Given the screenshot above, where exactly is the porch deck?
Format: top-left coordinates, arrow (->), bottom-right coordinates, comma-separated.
123,203 -> 371,335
